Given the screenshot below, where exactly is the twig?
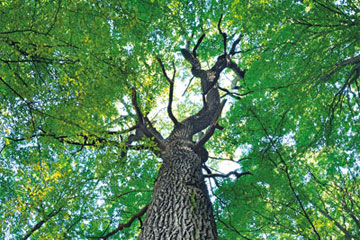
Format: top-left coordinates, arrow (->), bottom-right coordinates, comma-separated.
204,171 -> 252,179
182,76 -> 194,96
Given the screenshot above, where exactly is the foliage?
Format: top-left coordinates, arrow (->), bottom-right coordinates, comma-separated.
1,0 -> 359,239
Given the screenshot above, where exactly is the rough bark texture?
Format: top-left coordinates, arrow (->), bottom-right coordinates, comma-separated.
138,139 -> 217,239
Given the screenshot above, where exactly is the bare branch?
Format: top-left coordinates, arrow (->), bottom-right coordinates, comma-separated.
204,171 -> 252,179
113,190 -> 152,200
229,35 -> 242,56
217,14 -> 227,55
192,33 -> 205,58
131,87 -> 145,124
155,56 -> 179,125
168,62 -> 179,125
180,48 -> 205,77
209,156 -> 251,163
182,76 -> 194,96
155,55 -> 171,83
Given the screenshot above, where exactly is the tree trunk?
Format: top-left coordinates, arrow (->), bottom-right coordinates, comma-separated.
138,139 -> 218,239
135,30 -> 245,239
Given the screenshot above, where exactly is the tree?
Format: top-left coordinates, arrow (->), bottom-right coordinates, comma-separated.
1,0 -> 359,239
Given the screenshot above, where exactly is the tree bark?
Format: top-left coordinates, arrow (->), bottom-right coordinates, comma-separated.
138,139 -> 218,239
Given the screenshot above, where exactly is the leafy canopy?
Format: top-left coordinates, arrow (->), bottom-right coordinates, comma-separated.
1,0 -> 359,239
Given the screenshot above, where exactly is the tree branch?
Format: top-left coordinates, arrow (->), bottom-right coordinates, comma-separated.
155,56 -> 179,125
192,33 -> 205,58
229,35 -> 242,56
21,207 -> 62,240
131,88 -> 165,150
218,14 -> 227,55
101,203 -> 150,240
204,171 -> 252,179
194,99 -> 226,149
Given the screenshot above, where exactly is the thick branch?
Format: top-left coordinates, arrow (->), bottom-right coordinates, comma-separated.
227,60 -> 246,79
180,48 -> 205,77
192,33 -> 205,58
217,14 -> 227,55
194,99 -> 226,149
167,26 -> 248,144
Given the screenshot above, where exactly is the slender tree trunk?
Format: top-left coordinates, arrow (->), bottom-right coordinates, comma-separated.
138,139 -> 218,239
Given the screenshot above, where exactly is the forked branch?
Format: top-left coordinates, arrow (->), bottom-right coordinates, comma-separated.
131,88 -> 165,150
155,56 -> 179,125
229,34 -> 242,56
169,21 -> 247,141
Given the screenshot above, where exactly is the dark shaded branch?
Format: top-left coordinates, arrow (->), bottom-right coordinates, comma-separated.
46,0 -> 61,34
192,33 -> 205,58
144,116 -> 165,143
216,215 -> 252,240
204,171 -> 252,179
21,207 -> 62,240
209,156 -> 251,163
227,60 -> 246,79
218,86 -> 253,100
155,56 -> 179,125
194,99 -> 226,149
0,76 -> 27,102
217,14 -> 227,55
328,63 -> 360,132
131,88 -> 165,150
168,62 -> 178,125
229,35 -> 242,56
131,88 -> 145,124
21,221 -> 45,240
180,48 -> 205,77
155,55 -> 171,83
317,207 -> 353,239
101,203 -> 150,240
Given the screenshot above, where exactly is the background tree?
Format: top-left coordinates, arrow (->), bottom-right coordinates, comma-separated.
0,0 -> 359,239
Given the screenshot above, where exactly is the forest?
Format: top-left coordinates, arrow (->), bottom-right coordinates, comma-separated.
0,0 -> 359,239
